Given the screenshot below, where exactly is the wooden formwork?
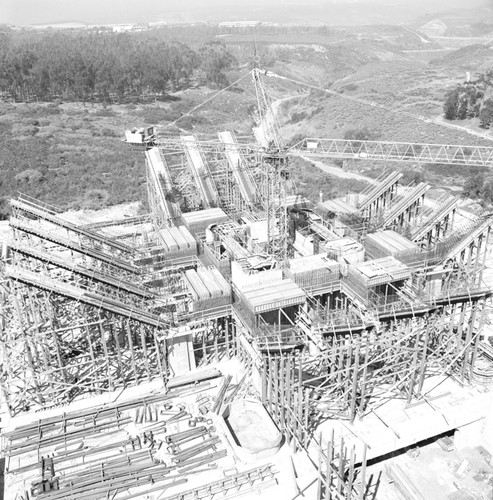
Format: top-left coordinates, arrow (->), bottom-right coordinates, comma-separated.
0,277 -> 168,416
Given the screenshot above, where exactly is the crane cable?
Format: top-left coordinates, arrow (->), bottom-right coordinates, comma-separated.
262,69 -> 493,143
160,70 -> 255,132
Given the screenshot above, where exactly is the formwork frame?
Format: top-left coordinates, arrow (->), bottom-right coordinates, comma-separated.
0,278 -> 168,416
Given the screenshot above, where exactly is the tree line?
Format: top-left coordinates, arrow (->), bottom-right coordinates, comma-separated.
0,30 -> 236,102
443,70 -> 493,128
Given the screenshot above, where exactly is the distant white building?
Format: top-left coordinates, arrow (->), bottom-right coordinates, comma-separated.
218,21 -> 260,28
112,25 -> 135,33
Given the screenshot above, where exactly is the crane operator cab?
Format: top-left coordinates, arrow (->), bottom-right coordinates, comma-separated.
124,126 -> 156,149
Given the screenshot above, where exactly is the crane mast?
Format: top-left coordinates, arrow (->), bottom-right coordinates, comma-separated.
252,66 -> 290,263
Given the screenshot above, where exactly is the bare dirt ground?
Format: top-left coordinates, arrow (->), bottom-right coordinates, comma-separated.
299,155 -> 379,186
61,201 -> 142,225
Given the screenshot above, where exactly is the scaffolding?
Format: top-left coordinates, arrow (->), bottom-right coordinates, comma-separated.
8,89 -> 493,500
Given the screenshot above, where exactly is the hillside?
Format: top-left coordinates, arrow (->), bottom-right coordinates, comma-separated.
1,22 -> 492,218
0,88 -> 255,218
6,0 -> 490,27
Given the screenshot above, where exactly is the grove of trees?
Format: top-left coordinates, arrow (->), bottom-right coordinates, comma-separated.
443,70 -> 493,128
0,29 -> 236,102
462,172 -> 493,204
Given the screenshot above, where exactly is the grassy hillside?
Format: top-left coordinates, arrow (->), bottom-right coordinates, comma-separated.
0,86 -> 255,218
1,23 -> 492,219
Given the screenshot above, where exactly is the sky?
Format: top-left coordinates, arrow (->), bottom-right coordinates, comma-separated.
0,0 -> 489,26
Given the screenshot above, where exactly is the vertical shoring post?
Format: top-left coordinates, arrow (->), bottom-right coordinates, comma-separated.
125,319 -> 139,384
317,433 -> 323,500
268,354 -> 273,415
406,325 -> 421,404
478,226 -> 490,286
472,235 -> 482,285
289,354 -> 296,452
465,240 -> 474,279
358,332 -> 370,415
290,356 -> 301,453
224,317 -> 230,358
337,436 -> 345,495
448,302 -> 456,339
297,354 -> 303,447
345,342 -> 353,407
327,428 -> 335,498
456,302 -> 467,364
417,315 -> 431,395
324,440 -> 330,500
273,355 -> 279,423
214,319 -> 219,362
110,319 -> 124,384
358,444 -> 367,500
346,445 -> 356,500
140,324 -> 151,381
261,353 -> 267,404
43,291 -> 67,386
350,342 -> 360,423
83,309 -> 98,393
329,338 -> 336,379
325,430 -> 334,500
460,300 -> 477,382
336,339 -> 344,386
285,354 -> 291,446
202,326 -> 207,362
153,327 -> 166,384
304,387 -> 310,449
98,318 -> 114,391
280,353 -> 286,432
470,298 -> 486,379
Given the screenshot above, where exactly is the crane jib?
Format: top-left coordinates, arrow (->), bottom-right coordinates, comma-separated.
290,139 -> 493,167
156,137 -> 493,167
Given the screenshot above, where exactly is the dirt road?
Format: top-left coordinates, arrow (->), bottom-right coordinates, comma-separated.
298,155 -> 379,185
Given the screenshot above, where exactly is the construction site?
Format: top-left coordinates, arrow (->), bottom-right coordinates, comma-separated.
1,68 -> 493,500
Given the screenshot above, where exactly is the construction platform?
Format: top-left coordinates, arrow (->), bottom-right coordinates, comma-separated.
1,74 -> 493,499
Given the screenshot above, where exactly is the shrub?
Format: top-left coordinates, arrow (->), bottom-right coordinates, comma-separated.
343,127 -> 377,141
0,121 -> 12,133
463,173 -> 485,198
15,169 -> 45,183
70,121 -> 84,131
100,127 -> 117,137
13,124 -> 39,136
342,83 -> 358,92
290,111 -> 308,123
401,170 -> 426,185
93,108 -> 116,117
479,98 -> 493,128
0,197 -> 10,220
140,107 -> 170,124
82,189 -> 110,209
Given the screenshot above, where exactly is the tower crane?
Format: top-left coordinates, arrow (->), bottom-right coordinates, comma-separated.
129,68 -> 493,263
